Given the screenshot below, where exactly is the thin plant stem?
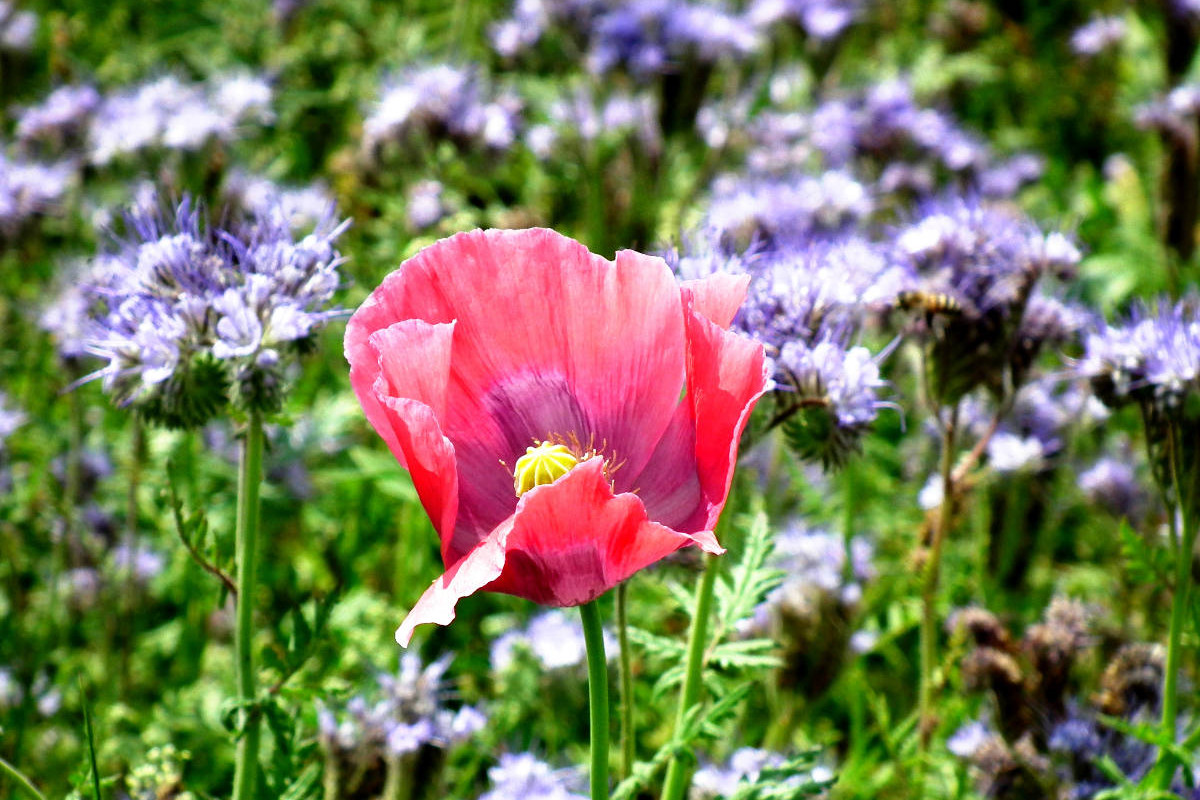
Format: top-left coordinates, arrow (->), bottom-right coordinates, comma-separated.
118,418 -> 145,698
617,581 -> 635,781
918,403 -> 959,753
580,599 -> 610,800
1153,422 -> 1196,788
0,755 -> 46,800
842,459 -> 859,585
232,411 -> 265,800
660,554 -> 720,800
81,678 -> 102,800
382,753 -> 412,800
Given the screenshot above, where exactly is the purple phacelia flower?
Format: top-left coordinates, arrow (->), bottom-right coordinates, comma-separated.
222,170 -> 335,230
0,153 -> 75,237
586,0 -> 760,79
86,74 -> 273,166
111,544 -> 166,583
364,65 -> 521,155
489,0 -> 609,60
544,85 -> 660,153
748,0 -> 857,41
947,720 -> 992,758
892,195 -> 1077,402
976,153 -> 1045,199
490,609 -> 616,673
0,1 -> 36,52
777,335 -> 889,430
705,170 -> 873,247
0,393 -> 26,447
1079,297 -> 1200,409
1135,84 -> 1200,146
1079,455 -> 1145,520
1070,15 -> 1127,57
15,85 -> 101,150
478,753 -> 586,800
74,194 -> 347,425
406,180 -> 447,231
692,747 -> 832,799
319,652 -> 486,788
671,229 -> 901,466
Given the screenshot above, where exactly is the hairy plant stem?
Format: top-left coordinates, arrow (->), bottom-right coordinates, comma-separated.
1153,423 -> 1196,788
918,403 -> 959,753
232,412 -> 265,800
617,582 -> 635,780
660,554 -> 720,800
0,755 -> 46,800
580,599 -> 610,800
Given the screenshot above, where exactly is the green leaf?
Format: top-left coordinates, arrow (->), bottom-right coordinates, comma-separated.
279,762 -> 322,800
1118,519 -> 1172,585
709,638 -> 784,671
627,626 -> 686,660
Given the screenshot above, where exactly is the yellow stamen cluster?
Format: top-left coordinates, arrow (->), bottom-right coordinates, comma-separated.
513,442 -> 579,496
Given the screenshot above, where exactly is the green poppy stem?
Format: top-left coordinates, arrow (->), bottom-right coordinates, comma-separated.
660,554 -> 720,800
580,599 -> 610,800
232,411 -> 265,800
617,582 -> 635,780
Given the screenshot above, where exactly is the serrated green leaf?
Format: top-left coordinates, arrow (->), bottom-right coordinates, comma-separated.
664,580 -> 696,614
710,638 -> 784,670
627,626 -> 686,659
1118,519 -> 1172,585
652,664 -> 687,700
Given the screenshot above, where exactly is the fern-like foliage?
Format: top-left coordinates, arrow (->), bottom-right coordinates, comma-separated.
634,510 -> 785,699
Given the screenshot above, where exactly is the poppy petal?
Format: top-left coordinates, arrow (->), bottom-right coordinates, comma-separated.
395,458 -> 718,645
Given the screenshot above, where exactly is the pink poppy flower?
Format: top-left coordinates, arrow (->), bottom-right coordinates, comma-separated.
345,228 -> 768,646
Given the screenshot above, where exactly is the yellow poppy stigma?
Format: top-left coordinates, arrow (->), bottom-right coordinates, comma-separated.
512,441 -> 579,496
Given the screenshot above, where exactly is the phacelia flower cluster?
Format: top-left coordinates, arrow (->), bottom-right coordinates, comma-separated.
0,392 -> 26,449
750,80 -> 1044,199
490,609 -> 616,673
951,601 -> 1182,798
318,654 -> 487,797
14,85 -> 101,152
692,747 -> 834,799
586,0 -> 761,79
477,752 -> 587,800
1079,297 -> 1200,411
536,84 -> 661,156
363,65 -> 522,155
1078,297 -> 1200,509
0,151 -> 75,238
747,0 -> 858,42
1069,14 -> 1127,57
1134,84 -> 1200,146
891,195 -> 1082,404
221,169 -> 336,231
704,171 -> 873,248
75,195 -> 347,426
983,381 -> 1104,474
673,232 -> 900,467
0,1 -> 35,53
87,73 -> 274,165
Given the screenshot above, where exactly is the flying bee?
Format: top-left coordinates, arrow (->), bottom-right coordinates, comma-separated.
894,290 -> 963,315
